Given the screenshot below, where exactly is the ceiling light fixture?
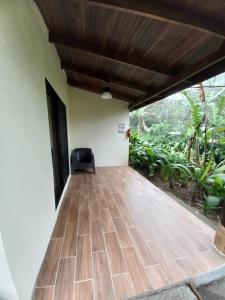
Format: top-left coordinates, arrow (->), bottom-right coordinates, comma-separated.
101,87 -> 112,100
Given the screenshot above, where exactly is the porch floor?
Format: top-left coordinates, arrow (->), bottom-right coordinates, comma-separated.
33,166 -> 225,300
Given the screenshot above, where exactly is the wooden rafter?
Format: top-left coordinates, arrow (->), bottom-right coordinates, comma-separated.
62,62 -> 148,92
68,79 -> 134,103
130,42 -> 225,109
85,0 -> 225,39
49,34 -> 173,77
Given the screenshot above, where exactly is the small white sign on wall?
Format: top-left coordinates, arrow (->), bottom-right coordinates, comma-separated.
118,123 -> 125,134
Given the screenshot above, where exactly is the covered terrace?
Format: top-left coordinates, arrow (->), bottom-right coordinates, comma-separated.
1,1 -> 225,300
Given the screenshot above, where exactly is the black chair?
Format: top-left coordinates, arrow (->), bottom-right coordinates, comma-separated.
70,148 -> 96,174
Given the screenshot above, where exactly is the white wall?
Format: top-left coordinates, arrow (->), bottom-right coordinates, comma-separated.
69,88 -> 129,166
0,1 -> 70,299
0,233 -> 18,300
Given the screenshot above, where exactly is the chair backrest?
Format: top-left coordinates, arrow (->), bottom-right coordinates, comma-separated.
72,148 -> 92,162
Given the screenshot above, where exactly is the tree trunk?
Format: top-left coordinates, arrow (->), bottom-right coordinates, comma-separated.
213,202 -> 225,256
137,118 -> 141,136
221,202 -> 225,227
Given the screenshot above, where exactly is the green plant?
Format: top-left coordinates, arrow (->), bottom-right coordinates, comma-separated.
129,80 -> 225,215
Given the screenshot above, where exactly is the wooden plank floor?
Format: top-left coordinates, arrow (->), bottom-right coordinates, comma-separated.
33,166 -> 225,300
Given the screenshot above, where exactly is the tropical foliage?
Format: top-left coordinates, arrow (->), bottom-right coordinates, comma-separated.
129,78 -> 225,216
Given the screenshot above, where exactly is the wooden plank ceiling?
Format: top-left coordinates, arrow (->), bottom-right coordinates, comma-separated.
35,0 -> 225,110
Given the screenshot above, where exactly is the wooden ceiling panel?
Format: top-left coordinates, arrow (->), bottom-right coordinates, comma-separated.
35,0 -> 225,109
163,0 -> 225,25
67,72 -> 137,102
66,71 -> 148,97
52,3 -> 218,69
183,38 -> 223,66
35,0 -> 71,35
56,44 -> 166,85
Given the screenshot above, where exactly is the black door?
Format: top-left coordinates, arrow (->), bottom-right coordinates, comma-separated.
46,80 -> 69,208
58,99 -> 69,185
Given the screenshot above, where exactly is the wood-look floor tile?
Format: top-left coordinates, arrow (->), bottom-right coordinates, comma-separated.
36,167 -> 225,300
93,251 -> 115,300
130,228 -> 158,266
98,198 -> 108,209
78,210 -> 90,235
134,218 -> 156,241
74,280 -> 94,300
33,287 -> 54,300
175,235 -> 200,258
89,200 -> 100,220
113,193 -> 124,207
113,218 -> 133,247
79,195 -> 89,211
121,213 -> 136,228
188,234 -> 210,252
145,265 -> 170,290
100,208 -> 114,232
175,257 -> 199,277
60,195 -> 71,213
118,206 -> 137,227
75,235 -> 92,281
122,247 -> 151,294
61,222 -> 77,257
103,187 -> 113,200
201,250 -> 225,268
148,240 -> 186,284
54,257 -> 75,300
52,212 -> 67,238
107,199 -> 120,218
36,238 -> 62,287
91,220 -> 105,252
191,255 -> 210,273
112,273 -> 136,299
89,190 -> 97,201
95,186 -> 102,195
152,236 -> 183,261
196,230 -> 214,246
68,199 -> 79,223
104,232 -> 127,275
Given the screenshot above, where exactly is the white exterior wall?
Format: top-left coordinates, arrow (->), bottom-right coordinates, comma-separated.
0,1 -> 130,299
0,1 -> 70,299
69,88 -> 129,167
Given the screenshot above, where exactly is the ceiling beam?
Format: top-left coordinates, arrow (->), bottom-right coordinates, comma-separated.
62,62 -> 147,92
130,42 -> 225,109
85,0 -> 225,39
49,33 -> 173,77
68,79 -> 134,103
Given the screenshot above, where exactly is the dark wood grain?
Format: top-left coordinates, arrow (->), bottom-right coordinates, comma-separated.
91,220 -> 105,252
68,79 -> 134,103
50,34 -> 173,76
36,239 -> 62,287
78,210 -> 90,235
122,247 -> 151,294
131,42 -> 225,109
33,287 -> 54,300
63,62 -> 148,92
34,167 -> 225,299
61,222 -> 77,257
35,0 -> 225,108
86,0 -> 225,38
113,217 -> 133,247
51,212 -> 67,238
75,235 -> 92,281
54,257 -> 75,300
74,280 -> 94,300
93,251 -> 115,300
104,232 -> 127,275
